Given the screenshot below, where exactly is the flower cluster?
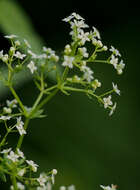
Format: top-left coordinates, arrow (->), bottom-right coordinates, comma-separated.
0,148 -> 57,189
0,12 -> 124,190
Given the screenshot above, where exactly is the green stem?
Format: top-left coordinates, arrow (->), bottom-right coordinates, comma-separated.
0,131 -> 9,148
62,66 -> 69,81
37,88 -> 59,111
87,60 -> 109,63
9,85 -> 27,116
99,90 -> 114,97
16,118 -> 30,149
44,85 -> 58,94
11,175 -> 18,190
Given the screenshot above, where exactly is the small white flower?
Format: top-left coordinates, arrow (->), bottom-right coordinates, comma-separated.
7,151 -> 19,162
24,39 -> 31,48
6,99 -> 18,108
16,117 -> 26,136
60,186 -> 66,190
81,66 -> 94,82
2,54 -> 8,63
103,95 -> 113,109
91,79 -> 101,89
102,46 -> 108,51
62,15 -> 74,22
78,47 -> 89,58
71,19 -> 88,29
116,60 -> 125,74
100,184 -> 117,190
3,107 -> 12,114
64,44 -> 72,54
110,55 -> 118,68
112,82 -> 120,95
77,29 -> 90,45
68,185 -> 76,190
15,40 -> 21,46
62,55 -> 74,68
110,46 -> 121,57
71,12 -> 84,20
109,103 -> 117,116
17,149 -> 24,159
37,186 -> 47,190
27,61 -> 37,74
18,168 -> 25,177
37,173 -> 47,186
26,160 -> 38,172
14,51 -> 26,59
1,148 -> 12,154
11,182 -> 25,190
10,47 -> 16,53
92,27 -> 101,39
0,116 -> 11,120
27,49 -> 37,58
5,34 -> 17,39
52,169 -> 57,175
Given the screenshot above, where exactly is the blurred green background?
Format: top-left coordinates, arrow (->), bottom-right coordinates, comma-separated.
0,0 -> 140,190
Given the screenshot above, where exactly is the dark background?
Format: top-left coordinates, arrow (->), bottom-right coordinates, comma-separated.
0,0 -> 140,190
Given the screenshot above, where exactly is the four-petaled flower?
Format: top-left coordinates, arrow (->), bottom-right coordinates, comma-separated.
26,160 -> 38,172
103,95 -> 113,109
62,56 -> 74,68
27,61 -> 37,74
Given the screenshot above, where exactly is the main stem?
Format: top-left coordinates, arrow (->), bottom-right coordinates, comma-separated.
11,175 -> 18,190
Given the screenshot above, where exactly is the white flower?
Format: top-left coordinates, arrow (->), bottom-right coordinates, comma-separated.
37,173 -> 47,186
110,55 -> 118,68
64,44 -> 72,54
18,168 -> 25,177
1,148 -> 12,154
116,60 -> 125,74
60,186 -> 66,190
16,117 -> 26,136
62,15 -> 74,22
14,51 -> 26,59
100,184 -> 117,190
6,99 -> 18,108
81,66 -> 94,82
11,182 -> 25,190
27,61 -> 37,74
112,82 -> 120,95
24,39 -> 31,48
71,13 -> 84,20
92,38 -> 103,47
5,34 -> 17,39
102,46 -> 108,51
52,169 -> 57,175
110,46 -> 121,57
103,95 -> 113,109
71,19 -> 89,29
109,103 -> 117,116
78,47 -> 89,58
17,149 -> 24,159
26,160 -> 38,172
77,29 -> 90,45
7,151 -> 19,162
62,55 -> 74,68
0,116 -> 11,120
10,47 -> 16,53
2,54 -> 8,62
91,79 -> 101,89
15,40 -> 21,46
3,107 -> 12,114
68,185 -> 76,190
27,49 -> 38,58
92,27 -> 101,39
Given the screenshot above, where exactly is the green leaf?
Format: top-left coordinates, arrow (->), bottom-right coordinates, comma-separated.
30,109 -> 47,119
